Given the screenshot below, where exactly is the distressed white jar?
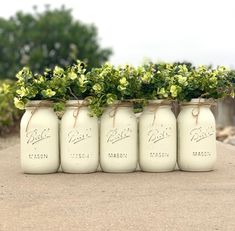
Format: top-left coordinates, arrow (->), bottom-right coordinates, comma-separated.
20,100 -> 59,174
177,99 -> 216,171
60,100 -> 99,173
139,100 -> 177,172
100,102 -> 138,172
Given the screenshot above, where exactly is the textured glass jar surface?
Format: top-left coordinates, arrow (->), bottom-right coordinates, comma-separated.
100,106 -> 138,172
20,101 -> 59,174
60,102 -> 99,173
139,105 -> 177,172
177,102 -> 216,171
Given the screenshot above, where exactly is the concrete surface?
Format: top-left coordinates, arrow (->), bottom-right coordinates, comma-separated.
0,142 -> 235,231
0,134 -> 19,151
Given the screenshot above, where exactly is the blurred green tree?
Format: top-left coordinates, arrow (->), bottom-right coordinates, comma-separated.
0,5 -> 112,79
173,61 -> 194,70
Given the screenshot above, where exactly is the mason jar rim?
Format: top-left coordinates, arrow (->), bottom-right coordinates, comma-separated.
25,100 -> 53,108
147,99 -> 172,105
108,100 -> 133,107
180,98 -> 215,107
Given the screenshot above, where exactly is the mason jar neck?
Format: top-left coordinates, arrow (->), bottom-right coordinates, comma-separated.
108,100 -> 133,108
107,106 -> 133,112
148,99 -> 167,104
104,102 -> 134,115
25,100 -> 53,110
65,100 -> 88,108
144,99 -> 172,111
190,98 -> 206,103
181,98 -> 212,108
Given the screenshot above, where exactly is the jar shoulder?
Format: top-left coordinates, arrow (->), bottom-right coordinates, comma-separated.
21,109 -> 58,121
101,108 -> 136,119
178,108 -> 215,123
61,109 -> 98,125
63,109 -> 96,118
21,109 -> 59,128
140,110 -> 176,121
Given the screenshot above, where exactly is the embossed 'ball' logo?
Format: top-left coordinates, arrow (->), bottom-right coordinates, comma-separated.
26,128 -> 51,145
106,127 -> 132,144
190,126 -> 214,143
68,128 -> 92,144
147,125 -> 172,143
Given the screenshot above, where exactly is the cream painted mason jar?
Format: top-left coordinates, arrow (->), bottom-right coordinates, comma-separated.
100,101 -> 138,172
60,100 -> 99,173
139,100 -> 177,172
177,99 -> 216,171
20,101 -> 59,174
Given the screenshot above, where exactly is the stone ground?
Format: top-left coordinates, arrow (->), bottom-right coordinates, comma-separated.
0,142 -> 235,231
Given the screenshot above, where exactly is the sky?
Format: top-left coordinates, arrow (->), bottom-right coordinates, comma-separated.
0,0 -> 234,67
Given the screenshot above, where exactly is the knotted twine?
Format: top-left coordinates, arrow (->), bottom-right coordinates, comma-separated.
25,101 -> 53,132
109,101 -> 133,127
180,98 -> 216,125
147,100 -> 173,126
67,100 -> 89,128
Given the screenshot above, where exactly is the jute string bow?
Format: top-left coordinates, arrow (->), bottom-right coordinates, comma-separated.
109,101 -> 133,127
148,100 -> 173,126
25,101 -> 52,132
68,100 -> 89,128
180,98 -> 216,125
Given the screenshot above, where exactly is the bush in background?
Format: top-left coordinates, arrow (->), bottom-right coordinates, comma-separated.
0,80 -> 22,135
0,5 -> 112,80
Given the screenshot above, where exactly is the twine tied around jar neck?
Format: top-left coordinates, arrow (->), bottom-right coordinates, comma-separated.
148,100 -> 173,126
109,101 -> 133,128
25,101 -> 53,132
68,100 -> 89,128
180,98 -> 216,125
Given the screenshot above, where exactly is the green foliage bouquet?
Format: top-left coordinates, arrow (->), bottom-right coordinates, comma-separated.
139,62 -> 183,100
177,65 -> 234,101
138,63 -> 233,102
86,63 -> 142,116
14,60 -> 88,111
14,66 -> 62,110
14,60 -> 234,118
